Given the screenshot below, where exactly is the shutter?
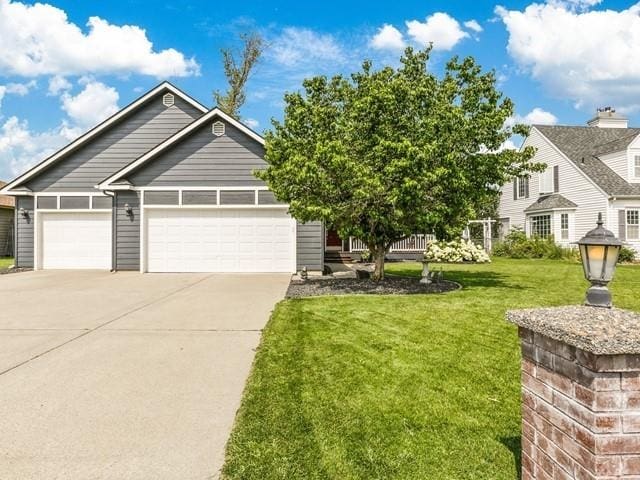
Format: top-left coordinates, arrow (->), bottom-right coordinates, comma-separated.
513,179 -> 517,200
553,166 -> 559,193
525,176 -> 530,199
619,210 -> 627,241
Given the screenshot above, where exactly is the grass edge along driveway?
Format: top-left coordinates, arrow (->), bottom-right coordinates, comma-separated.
222,258 -> 640,480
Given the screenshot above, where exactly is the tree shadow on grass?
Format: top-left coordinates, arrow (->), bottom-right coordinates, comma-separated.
500,435 -> 522,480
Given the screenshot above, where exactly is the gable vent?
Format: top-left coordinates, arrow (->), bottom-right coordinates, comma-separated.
212,121 -> 225,136
162,93 -> 175,107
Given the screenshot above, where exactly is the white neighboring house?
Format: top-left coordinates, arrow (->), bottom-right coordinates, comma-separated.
499,108 -> 640,254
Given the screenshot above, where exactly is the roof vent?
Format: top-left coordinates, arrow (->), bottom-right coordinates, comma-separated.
162,93 -> 175,107
212,121 -> 225,136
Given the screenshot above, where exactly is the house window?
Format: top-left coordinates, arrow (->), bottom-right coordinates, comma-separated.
628,209 -> 640,240
635,156 -> 640,179
539,168 -> 554,194
560,213 -> 569,240
517,176 -> 529,199
530,214 -> 551,238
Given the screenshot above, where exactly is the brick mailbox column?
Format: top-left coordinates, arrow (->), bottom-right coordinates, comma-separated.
507,306 -> 640,479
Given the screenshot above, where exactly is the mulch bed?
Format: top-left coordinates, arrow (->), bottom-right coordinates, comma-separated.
0,267 -> 32,275
286,275 -> 460,298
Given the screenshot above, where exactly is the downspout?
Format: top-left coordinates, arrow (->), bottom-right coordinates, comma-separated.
103,190 -> 116,272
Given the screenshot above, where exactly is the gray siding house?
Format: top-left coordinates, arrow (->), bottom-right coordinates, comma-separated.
0,82 -> 323,273
499,109 -> 640,255
0,181 -> 14,257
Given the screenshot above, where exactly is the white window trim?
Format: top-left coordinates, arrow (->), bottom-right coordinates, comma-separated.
627,208 -> 640,241
528,212 -> 552,238
516,176 -> 528,199
633,155 -> 640,180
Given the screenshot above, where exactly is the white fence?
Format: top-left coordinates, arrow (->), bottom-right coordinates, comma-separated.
349,234 -> 436,253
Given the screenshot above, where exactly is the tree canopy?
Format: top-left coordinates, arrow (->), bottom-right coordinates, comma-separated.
214,33 -> 263,119
258,47 -> 541,280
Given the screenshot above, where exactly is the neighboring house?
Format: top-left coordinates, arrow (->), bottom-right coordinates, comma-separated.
0,181 -> 15,257
499,108 -> 640,254
0,82 -> 323,273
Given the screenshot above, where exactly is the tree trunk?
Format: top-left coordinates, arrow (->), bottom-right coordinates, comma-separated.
372,247 -> 386,282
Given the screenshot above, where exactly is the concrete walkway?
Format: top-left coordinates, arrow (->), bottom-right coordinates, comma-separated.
0,270 -> 290,479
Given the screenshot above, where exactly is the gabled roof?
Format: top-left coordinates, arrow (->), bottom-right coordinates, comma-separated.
0,82 -> 208,195
534,125 -> 640,197
0,181 -> 15,208
97,108 -> 264,189
524,193 -> 577,213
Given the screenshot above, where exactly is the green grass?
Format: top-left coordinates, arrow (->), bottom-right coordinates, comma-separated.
222,258 -> 640,480
0,257 -> 14,269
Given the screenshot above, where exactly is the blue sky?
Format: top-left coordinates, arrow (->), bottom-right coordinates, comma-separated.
1,0 -> 640,180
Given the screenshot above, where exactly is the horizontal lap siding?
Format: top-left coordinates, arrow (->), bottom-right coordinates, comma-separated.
296,221 -> 323,271
128,121 -> 267,187
144,191 -> 179,205
26,96 -> 202,192
219,190 -> 255,205
182,191 -> 217,205
16,197 -> 33,267
115,191 -> 140,270
60,196 -> 90,209
258,190 -> 283,205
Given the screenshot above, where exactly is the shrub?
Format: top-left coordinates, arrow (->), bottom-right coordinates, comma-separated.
493,228 -> 578,260
424,239 -> 491,263
618,246 -> 637,263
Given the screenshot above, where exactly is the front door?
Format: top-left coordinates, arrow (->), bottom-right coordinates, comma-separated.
325,229 -> 342,251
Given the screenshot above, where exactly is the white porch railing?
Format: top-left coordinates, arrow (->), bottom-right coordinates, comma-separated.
349,234 -> 436,252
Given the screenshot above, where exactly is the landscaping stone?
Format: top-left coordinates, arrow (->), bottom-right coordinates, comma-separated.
286,276 -> 459,298
0,266 -> 31,275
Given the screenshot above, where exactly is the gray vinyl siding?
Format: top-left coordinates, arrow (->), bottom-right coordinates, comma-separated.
15,197 -> 34,268
144,191 -> 179,205
26,95 -> 202,191
92,196 -> 113,209
258,190 -> 283,205
219,190 -> 255,205
115,191 -> 140,271
128,120 -> 266,187
182,191 -> 217,205
0,208 -> 13,256
296,221 -> 323,271
37,196 -> 57,209
60,196 -> 90,209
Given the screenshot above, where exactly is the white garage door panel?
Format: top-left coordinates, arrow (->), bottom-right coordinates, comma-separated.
146,209 -> 295,273
40,212 -> 112,270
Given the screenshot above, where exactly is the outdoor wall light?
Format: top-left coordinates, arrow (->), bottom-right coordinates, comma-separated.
575,213 -> 622,308
124,203 -> 133,217
18,207 -> 28,218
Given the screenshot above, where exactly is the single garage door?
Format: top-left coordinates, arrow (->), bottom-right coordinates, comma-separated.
145,209 -> 296,273
40,212 -> 112,269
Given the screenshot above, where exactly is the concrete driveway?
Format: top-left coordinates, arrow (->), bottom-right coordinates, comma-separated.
0,270 -> 290,480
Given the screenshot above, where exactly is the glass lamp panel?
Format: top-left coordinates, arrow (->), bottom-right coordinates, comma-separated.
603,245 -> 620,281
579,244 -> 590,279
586,244 -> 605,281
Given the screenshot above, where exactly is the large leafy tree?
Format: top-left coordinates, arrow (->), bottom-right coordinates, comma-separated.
258,48 -> 541,280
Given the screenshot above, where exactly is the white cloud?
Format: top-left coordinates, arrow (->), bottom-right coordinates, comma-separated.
370,24 -> 406,51
244,118 -> 259,130
61,80 -> 119,128
463,20 -> 483,33
406,12 -> 469,51
505,107 -> 559,128
48,76 -> 72,96
270,27 -> 344,67
0,116 -> 73,177
0,0 -> 199,78
497,2 -> 640,112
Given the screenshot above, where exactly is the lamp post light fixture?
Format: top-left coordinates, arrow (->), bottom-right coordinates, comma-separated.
575,213 -> 623,308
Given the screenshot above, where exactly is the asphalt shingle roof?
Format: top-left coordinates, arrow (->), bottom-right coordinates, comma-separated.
524,193 -> 578,213
533,125 -> 640,197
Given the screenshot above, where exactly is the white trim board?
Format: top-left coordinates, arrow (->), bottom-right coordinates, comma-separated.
0,82 -> 208,196
97,108 -> 265,190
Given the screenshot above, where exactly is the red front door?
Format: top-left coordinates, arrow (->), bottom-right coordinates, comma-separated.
326,229 -> 342,249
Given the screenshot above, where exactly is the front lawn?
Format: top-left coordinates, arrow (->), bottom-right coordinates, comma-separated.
222,258 -> 640,479
0,257 -> 14,269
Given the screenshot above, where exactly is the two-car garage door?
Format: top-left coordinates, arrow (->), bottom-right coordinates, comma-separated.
145,209 -> 295,273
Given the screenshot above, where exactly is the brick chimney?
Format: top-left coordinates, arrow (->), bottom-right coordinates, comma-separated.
588,107 -> 628,129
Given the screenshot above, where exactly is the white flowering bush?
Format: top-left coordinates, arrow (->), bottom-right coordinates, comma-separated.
424,239 -> 491,263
